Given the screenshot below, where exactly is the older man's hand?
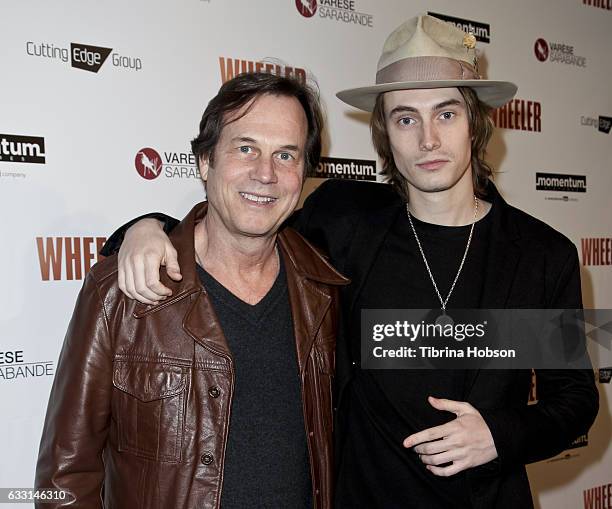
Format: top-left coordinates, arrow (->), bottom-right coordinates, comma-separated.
118,218 -> 181,304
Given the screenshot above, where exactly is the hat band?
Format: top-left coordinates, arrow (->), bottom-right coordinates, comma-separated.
376,56 -> 479,85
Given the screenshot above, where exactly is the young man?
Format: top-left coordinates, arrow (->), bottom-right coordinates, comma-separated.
104,16 -> 598,508
35,73 -> 347,509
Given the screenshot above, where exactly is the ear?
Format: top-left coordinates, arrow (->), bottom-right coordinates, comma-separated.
199,154 -> 210,181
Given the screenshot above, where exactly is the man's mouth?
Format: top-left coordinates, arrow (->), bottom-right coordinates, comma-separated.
239,192 -> 277,204
415,159 -> 449,171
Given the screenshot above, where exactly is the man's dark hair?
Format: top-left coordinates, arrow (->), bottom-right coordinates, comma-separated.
370,86 -> 494,201
191,72 -> 323,178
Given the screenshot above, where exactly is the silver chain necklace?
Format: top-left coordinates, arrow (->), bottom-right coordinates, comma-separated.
406,196 -> 478,315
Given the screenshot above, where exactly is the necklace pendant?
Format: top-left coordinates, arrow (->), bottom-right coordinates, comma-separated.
406,197 -> 478,319
435,312 -> 454,327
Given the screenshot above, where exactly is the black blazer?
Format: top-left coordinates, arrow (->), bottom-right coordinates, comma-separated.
292,178 -> 598,509
102,179 -> 598,509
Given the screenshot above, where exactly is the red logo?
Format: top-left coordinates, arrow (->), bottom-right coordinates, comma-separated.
296,0 -> 317,17
36,236 -> 107,281
534,38 -> 549,62
584,482 -> 612,509
134,147 -> 162,180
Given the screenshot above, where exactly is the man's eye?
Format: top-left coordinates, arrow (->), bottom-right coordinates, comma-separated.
278,152 -> 294,161
239,146 -> 253,154
440,111 -> 455,120
399,117 -> 414,126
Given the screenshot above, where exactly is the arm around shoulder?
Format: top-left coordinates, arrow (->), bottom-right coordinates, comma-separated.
100,212 -> 179,256
100,212 -> 181,304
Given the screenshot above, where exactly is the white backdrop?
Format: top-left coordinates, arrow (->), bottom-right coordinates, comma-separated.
1,1 -> 611,507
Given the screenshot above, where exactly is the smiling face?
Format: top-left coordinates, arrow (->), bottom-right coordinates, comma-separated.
200,93 -> 307,241
383,87 -> 473,197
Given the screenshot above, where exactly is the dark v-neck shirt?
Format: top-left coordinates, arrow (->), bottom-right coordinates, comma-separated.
196,257 -> 312,509
336,205 -> 493,509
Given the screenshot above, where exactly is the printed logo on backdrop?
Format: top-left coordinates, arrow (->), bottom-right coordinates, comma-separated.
545,434 -> 588,462
315,157 -> 376,181
135,148 -> 163,180
581,237 -> 612,266
533,38 -> 587,68
0,350 -> 54,382
0,133 -> 45,180
490,99 -> 541,132
70,43 -> 112,73
581,115 -> 612,134
37,237 -> 107,281
536,172 -> 586,192
599,367 -> 612,383
295,0 -> 374,28
583,0 -> 612,10
427,12 -> 490,43
534,38 -> 549,62
566,434 -> 589,450
0,134 -> 45,164
584,482 -> 612,509
219,57 -> 306,85
134,148 -> 201,180
26,41 -> 142,72
296,0 -> 317,17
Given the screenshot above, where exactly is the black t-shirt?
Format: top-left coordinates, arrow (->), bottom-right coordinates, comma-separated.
197,257 -> 312,509
336,205 -> 493,509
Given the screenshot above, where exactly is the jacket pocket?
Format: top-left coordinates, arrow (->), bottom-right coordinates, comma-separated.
112,360 -> 188,463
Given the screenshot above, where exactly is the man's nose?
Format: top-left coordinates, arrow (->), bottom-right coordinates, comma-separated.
419,122 -> 441,151
250,156 -> 278,184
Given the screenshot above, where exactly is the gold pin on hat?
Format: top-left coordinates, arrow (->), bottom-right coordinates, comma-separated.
462,32 -> 479,75
336,15 -> 518,112
463,33 -> 476,49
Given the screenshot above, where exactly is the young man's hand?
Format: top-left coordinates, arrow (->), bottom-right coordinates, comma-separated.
118,219 -> 182,304
403,396 -> 498,476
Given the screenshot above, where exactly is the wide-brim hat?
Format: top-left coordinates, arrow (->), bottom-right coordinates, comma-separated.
337,15 -> 517,112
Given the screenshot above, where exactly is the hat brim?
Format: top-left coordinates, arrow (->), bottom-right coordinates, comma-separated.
336,80 -> 518,112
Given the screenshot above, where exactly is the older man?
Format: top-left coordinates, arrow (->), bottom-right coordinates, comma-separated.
35,73 -> 347,508
102,16 -> 597,508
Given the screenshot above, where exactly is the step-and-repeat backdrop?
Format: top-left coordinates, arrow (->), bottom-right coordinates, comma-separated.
1,1 -> 611,507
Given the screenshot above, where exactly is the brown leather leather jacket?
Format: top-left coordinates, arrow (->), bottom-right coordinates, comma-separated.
35,202 -> 348,509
